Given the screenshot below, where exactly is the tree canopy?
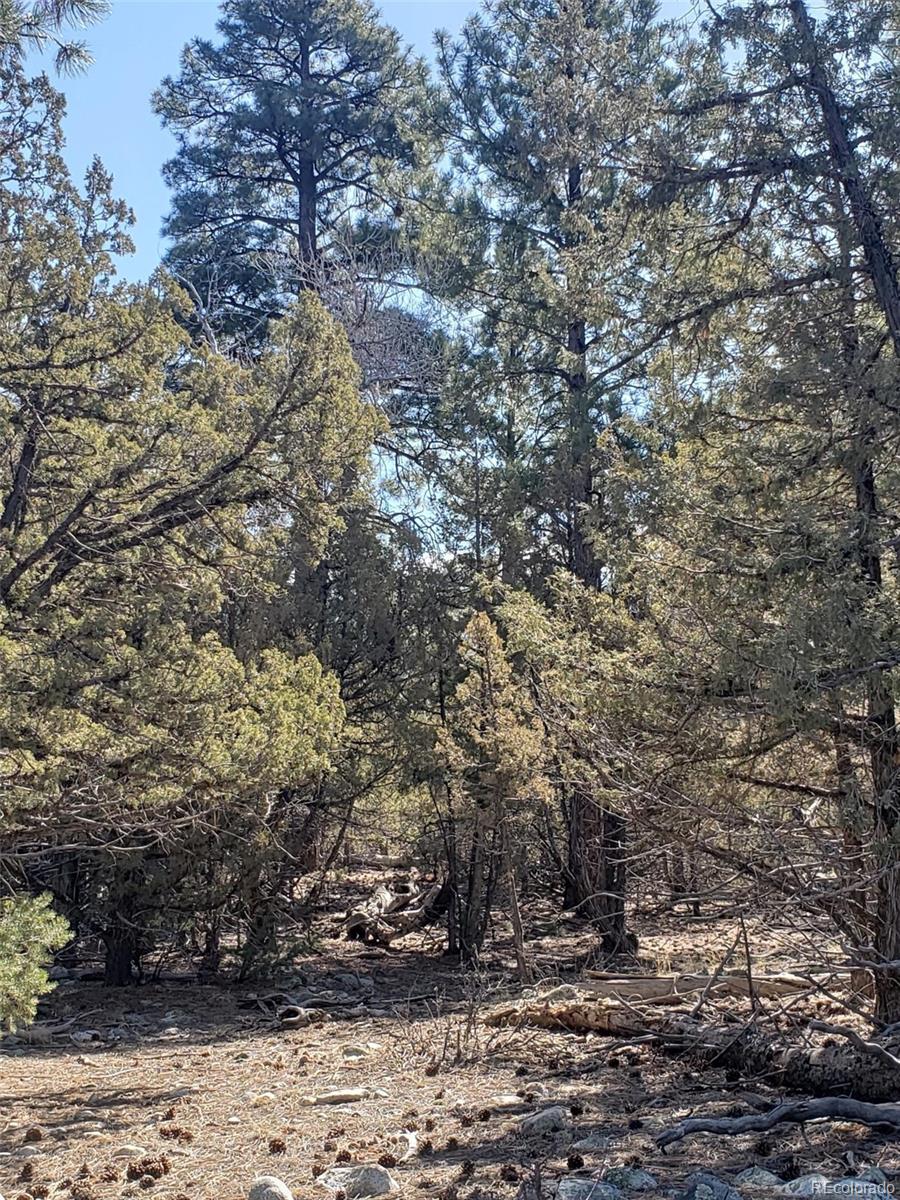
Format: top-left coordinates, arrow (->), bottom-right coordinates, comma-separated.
4,0 -> 900,1033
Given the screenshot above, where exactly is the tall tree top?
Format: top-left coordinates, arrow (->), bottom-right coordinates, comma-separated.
155,0 -> 429,340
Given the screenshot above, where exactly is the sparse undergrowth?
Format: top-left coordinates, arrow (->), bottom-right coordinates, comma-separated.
1,910 -> 896,1200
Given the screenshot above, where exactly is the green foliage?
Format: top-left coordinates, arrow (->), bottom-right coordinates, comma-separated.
154,0 -> 430,340
0,53 -> 378,986
0,894 -> 69,1030
441,612 -> 547,810
0,0 -> 108,71
427,0 -> 670,590
6,0 -> 900,1016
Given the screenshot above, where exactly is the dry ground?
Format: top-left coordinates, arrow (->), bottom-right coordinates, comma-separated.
2,902 -> 898,1200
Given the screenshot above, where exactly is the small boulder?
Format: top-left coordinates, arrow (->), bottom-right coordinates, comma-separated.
604,1168 -> 658,1193
735,1169 -> 784,1189
677,1173 -> 742,1200
571,1134 -> 612,1154
316,1165 -> 399,1198
111,1146 -> 149,1159
249,1177 -> 294,1200
856,1172 -> 889,1188
521,1106 -> 570,1135
342,1046 -> 370,1061
558,1180 -> 623,1200
777,1177 -> 830,1197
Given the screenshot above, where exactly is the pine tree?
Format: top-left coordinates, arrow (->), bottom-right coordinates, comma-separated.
155,0 -> 428,341
0,894 -> 69,1029
430,0 -> 670,946
0,0 -> 108,72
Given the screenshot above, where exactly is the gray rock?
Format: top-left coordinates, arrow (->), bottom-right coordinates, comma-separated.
678,1172 -> 743,1200
572,1134 -> 612,1153
521,1105 -> 570,1135
777,1177 -> 830,1197
604,1168 -> 657,1192
735,1168 -> 784,1189
249,1178 -> 295,1200
342,1045 -> 371,1061
313,1087 -> 370,1104
854,1173 -> 888,1189
316,1165 -> 399,1199
558,1180 -> 624,1200
70,1029 -> 103,1046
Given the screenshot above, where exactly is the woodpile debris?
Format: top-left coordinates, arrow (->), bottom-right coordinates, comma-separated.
344,876 -> 451,946
485,976 -> 900,1105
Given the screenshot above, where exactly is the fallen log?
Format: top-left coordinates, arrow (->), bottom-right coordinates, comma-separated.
345,876 -> 451,945
485,987 -> 900,1102
657,1097 -> 900,1148
583,970 -> 843,1000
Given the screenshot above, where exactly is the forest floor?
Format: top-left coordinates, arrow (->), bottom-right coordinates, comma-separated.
2,879 -> 898,1200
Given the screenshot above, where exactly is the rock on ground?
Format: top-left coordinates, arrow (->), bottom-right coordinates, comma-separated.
558,1180 -> 624,1200
313,1087 -> 371,1104
734,1168 -> 784,1189
521,1105 -> 570,1135
677,1172 -> 743,1200
571,1133 -> 612,1153
316,1164 -> 400,1198
778,1176 -> 831,1197
249,1177 -> 295,1200
603,1168 -> 658,1192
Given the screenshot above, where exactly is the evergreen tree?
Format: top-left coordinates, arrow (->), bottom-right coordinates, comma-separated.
602,0 -> 900,1018
429,0 -> 672,946
0,894 -> 68,1029
0,55 -> 376,982
155,0 -> 428,341
0,0 -> 108,72
439,612 -> 547,963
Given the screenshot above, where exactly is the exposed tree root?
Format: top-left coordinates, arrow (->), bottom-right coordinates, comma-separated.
657,1097 -> 900,1148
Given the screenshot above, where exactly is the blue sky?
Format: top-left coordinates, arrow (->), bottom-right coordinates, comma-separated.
30,0 -> 688,282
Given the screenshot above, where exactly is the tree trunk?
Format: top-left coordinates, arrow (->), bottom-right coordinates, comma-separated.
832,730 -> 873,946
787,0 -> 900,357
487,990 -> 900,1102
502,820 -> 531,982
103,923 -> 139,985
567,789 -> 632,955
559,154 -> 633,952
460,804 -> 491,963
294,36 -> 318,284
827,171 -> 900,1019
